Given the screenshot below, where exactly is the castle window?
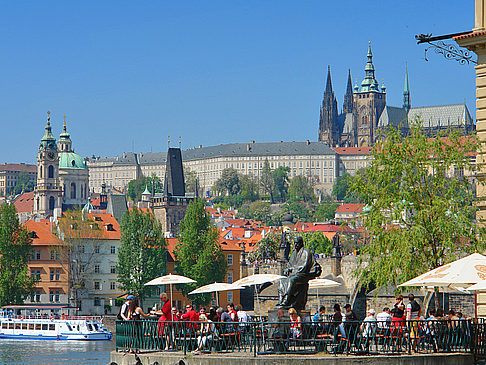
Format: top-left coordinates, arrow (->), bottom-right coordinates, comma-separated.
49,196 -> 55,210
48,165 -> 54,178
70,183 -> 76,199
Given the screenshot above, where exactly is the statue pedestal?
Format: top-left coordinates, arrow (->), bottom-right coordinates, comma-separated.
267,308 -> 290,341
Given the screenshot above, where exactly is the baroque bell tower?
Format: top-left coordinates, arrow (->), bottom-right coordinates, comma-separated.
34,111 -> 63,218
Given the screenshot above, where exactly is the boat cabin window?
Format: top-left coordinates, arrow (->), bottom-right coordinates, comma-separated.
35,324 -> 41,330
42,324 -> 48,331
87,323 -> 93,331
15,323 -> 21,329
1,323 -> 7,329
49,324 -> 55,331
22,323 -> 27,330
29,324 -> 34,330
66,323 -> 72,331
8,323 -> 14,329
93,323 -> 99,330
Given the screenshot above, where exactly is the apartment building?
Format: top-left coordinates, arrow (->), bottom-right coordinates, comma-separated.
0,163 -> 37,196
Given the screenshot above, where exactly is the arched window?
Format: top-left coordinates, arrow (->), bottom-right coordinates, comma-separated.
48,165 -> 54,178
71,183 -> 76,199
40,167 -> 43,178
36,197 -> 40,210
49,196 -> 55,210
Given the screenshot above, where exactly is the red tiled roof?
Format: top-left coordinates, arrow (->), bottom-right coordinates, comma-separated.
333,147 -> 372,155
0,163 -> 37,172
14,191 -> 35,213
301,224 -> 351,233
335,203 -> 365,213
58,212 -> 120,240
24,220 -> 63,246
225,218 -> 250,227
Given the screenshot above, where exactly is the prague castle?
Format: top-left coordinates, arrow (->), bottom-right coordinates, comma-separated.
318,43 -> 474,147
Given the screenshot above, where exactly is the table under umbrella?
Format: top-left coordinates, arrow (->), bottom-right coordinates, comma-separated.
145,273 -> 196,308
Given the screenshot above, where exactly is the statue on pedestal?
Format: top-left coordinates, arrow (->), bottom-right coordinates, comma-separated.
277,236 -> 322,310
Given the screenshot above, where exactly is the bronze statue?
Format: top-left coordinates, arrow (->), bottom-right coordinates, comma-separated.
277,236 -> 322,310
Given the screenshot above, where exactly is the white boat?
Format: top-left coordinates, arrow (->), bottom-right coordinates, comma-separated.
0,307 -> 112,341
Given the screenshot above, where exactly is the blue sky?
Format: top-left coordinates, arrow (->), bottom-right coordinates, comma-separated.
1,1 -> 476,163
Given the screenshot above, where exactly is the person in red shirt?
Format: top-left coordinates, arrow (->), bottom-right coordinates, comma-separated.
151,293 -> 173,349
182,304 -> 199,333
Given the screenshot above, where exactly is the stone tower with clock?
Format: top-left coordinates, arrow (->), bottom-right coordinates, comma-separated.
34,112 -> 63,218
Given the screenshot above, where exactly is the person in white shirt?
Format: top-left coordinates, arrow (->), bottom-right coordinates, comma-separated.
376,307 -> 392,328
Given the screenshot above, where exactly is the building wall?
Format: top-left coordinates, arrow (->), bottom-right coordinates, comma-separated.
0,164 -> 37,196
26,245 -> 69,306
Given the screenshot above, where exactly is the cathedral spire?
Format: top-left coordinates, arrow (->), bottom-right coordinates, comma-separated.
58,115 -> 72,152
360,42 -> 380,92
343,69 -> 354,114
403,63 -> 411,112
325,65 -> 333,94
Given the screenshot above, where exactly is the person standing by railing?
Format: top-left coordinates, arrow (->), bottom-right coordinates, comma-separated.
392,294 -> 405,329
128,298 -> 150,353
406,294 -> 421,352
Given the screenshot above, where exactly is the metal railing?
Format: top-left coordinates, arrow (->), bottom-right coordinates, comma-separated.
116,318 -> 486,358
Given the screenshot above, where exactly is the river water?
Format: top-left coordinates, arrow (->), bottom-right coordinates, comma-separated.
0,339 -> 114,364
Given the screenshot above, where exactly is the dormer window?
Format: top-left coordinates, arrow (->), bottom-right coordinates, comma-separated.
106,224 -> 114,231
29,231 -> 38,239
94,216 -> 102,222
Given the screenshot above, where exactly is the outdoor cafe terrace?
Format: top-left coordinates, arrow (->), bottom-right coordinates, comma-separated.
115,317 -> 486,360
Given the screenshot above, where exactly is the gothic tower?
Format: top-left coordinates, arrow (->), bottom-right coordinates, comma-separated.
318,66 -> 340,146
403,63 -> 411,112
343,69 -> 354,114
34,112 -> 63,218
352,43 -> 386,147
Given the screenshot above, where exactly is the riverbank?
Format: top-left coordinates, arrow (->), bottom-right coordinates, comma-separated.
111,351 -> 474,365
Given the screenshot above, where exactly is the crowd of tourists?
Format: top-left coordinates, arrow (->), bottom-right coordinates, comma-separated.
118,292 -> 472,354
118,293 -> 251,354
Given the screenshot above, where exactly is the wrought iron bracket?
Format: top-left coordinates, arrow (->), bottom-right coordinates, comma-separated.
415,32 -> 477,65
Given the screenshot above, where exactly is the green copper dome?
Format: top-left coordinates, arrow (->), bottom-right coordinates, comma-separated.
59,152 -> 88,170
40,120 -> 57,151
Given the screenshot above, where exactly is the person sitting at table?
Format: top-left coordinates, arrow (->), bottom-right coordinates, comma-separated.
191,314 -> 218,355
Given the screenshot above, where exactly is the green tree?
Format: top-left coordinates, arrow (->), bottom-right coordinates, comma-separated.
247,200 -> 271,222
239,174 -> 259,202
0,204 -> 35,305
214,168 -> 240,196
273,166 -> 290,202
117,207 -> 166,303
351,122 -> 486,309
175,199 -> 226,307
247,231 -> 281,263
288,176 -> 316,203
184,169 -> 201,197
314,202 -> 339,221
260,159 -> 275,203
127,174 -> 163,202
281,201 -> 315,222
332,173 -> 351,201
302,231 -> 332,256
127,176 -> 146,202
12,172 -> 35,195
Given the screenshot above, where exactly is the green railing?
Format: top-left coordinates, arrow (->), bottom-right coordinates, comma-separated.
116,318 -> 485,358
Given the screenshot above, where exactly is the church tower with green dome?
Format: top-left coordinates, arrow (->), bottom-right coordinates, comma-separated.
34,111 -> 63,218
57,117 -> 89,210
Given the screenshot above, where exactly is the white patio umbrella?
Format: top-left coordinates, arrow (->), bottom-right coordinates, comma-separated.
145,273 -> 196,309
308,278 -> 341,309
232,274 -> 285,318
467,281 -> 486,291
188,282 -> 244,307
398,253 -> 486,318
398,253 -> 486,288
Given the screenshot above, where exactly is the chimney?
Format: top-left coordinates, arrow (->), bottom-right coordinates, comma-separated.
251,140 -> 255,144
306,140 -> 310,145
